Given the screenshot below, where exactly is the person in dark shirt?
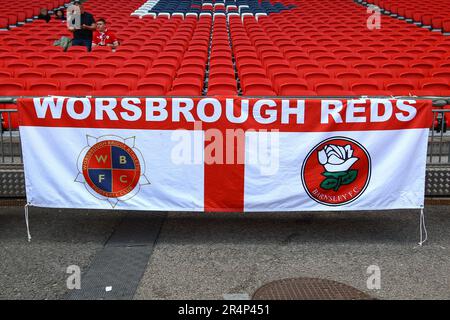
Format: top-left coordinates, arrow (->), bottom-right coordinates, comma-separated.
68,1 -> 95,51
37,8 -> 51,23
54,9 -> 66,21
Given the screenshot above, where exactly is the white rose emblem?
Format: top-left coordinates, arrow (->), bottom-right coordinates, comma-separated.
318,144 -> 359,173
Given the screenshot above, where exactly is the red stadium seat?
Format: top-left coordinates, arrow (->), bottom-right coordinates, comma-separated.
47,69 -> 79,79
80,68 -> 112,79
0,79 -> 26,95
61,79 -> 98,95
27,79 -> 60,95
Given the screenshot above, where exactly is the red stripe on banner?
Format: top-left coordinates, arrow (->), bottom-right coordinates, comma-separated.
203,109 -> 246,212
17,97 -> 433,132
203,144 -> 245,212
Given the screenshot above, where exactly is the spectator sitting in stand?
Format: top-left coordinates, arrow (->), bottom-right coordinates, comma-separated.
92,18 -> 119,51
37,8 -> 51,23
68,0 -> 96,52
54,9 -> 66,21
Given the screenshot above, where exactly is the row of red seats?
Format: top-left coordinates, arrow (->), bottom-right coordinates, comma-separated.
364,0 -> 450,32
2,77 -> 450,96
5,66 -> 449,81
0,0 -> 68,29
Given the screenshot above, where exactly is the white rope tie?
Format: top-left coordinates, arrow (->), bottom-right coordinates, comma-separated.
24,203 -> 31,242
418,207 -> 428,246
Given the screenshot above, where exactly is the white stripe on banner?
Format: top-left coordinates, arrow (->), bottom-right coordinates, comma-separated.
244,129 -> 428,211
20,127 -> 205,211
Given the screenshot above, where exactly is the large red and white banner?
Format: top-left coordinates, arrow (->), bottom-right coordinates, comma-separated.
18,97 -> 432,211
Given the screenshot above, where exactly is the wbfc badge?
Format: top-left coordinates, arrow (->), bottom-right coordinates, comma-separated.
75,135 -> 150,207
301,137 -> 371,206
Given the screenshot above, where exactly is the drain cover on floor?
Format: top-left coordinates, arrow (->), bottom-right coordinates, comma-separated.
252,278 -> 374,300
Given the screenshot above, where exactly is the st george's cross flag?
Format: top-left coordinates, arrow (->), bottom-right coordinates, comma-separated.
17,97 -> 432,212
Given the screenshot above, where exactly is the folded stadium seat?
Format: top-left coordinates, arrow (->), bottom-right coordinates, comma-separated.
144,69 -> 176,90
239,69 -> 268,83
60,79 -> 98,96
115,46 -> 136,54
92,60 -> 123,69
334,69 -> 363,80
362,69 -> 395,80
177,67 -> 205,84
112,68 -> 145,80
312,80 -> 354,96
242,83 -> 277,96
128,54 -> 154,64
439,61 -> 450,68
0,52 -> 17,62
211,57 -> 234,68
34,60 -> 64,71
351,61 -> 379,71
348,80 -> 391,96
397,69 -> 428,80
40,47 -> 63,54
409,60 -> 436,70
430,68 -> 450,80
209,67 -> 235,81
0,69 -> 12,78
26,79 -> 61,96
390,53 -> 416,63
419,79 -> 450,95
366,54 -> 391,63
291,60 -> 322,71
157,51 -> 184,64
383,79 -> 417,96
129,80 -> 167,96
77,53 -> 104,63
380,60 -> 409,71
274,77 -> 309,94
278,83 -> 317,96
310,53 -> 336,63
65,61 -> 92,72
5,59 -> 33,70
184,50 -> 208,61
299,69 -> 332,81
94,80 -> 135,96
0,79 -> 26,95
168,79 -> 203,96
335,54 -> 364,63
102,53 -> 131,63
417,54 -> 443,62
15,47 -> 36,54
16,68 -> 46,79
47,69 -> 79,80
427,47 -> 448,55
321,61 -> 349,72
265,62 -> 292,76
207,79 -> 237,95
122,60 -> 150,73
80,68 -> 113,79
236,58 -> 262,70
91,46 -> 115,54
138,46 -> 161,56
21,53 -> 49,63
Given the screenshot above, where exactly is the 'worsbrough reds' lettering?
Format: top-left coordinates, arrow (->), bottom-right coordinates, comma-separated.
31,97 -> 418,126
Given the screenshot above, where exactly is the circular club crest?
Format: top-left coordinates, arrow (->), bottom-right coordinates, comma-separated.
301,137 -> 371,206
82,140 -> 141,198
